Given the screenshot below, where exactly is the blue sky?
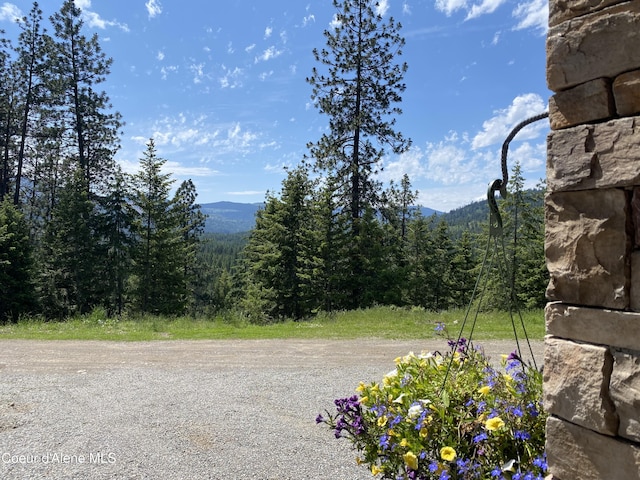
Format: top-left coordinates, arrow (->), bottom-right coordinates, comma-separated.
1,0 -> 550,212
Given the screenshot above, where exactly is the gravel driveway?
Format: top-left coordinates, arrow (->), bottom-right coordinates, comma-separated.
0,339 -> 543,480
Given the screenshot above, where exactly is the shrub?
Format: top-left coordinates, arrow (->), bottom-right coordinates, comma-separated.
317,335 -> 547,479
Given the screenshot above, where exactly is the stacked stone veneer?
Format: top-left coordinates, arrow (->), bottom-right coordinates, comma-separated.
544,1 -> 640,479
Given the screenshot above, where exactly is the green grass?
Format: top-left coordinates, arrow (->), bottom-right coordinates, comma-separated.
0,306 -> 545,341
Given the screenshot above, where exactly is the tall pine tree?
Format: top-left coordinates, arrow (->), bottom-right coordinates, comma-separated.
306,0 -> 410,306
129,139 -> 185,315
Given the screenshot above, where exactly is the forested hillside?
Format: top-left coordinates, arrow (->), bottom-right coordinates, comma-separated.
0,1 -> 547,324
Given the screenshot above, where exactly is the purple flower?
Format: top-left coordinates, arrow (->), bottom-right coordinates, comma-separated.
514,430 -> 531,441
315,414 -> 324,424
473,432 -> 488,443
533,455 -> 547,471
490,467 -> 504,478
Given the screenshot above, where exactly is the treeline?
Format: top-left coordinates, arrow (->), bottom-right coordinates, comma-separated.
205,165 -> 546,323
0,3 -> 205,321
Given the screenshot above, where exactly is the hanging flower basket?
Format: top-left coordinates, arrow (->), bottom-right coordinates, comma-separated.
317,337 -> 547,479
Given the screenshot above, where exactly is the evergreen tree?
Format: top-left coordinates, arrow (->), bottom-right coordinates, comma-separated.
96,168 -> 133,316
39,166 -> 98,318
49,0 -> 121,193
173,178 -> 206,313
429,219 -> 454,310
0,199 -> 36,322
449,231 -> 477,309
0,32 -> 18,202
13,2 -> 49,206
240,168 -> 317,321
405,212 -> 434,308
129,139 -> 184,315
306,0 -> 410,306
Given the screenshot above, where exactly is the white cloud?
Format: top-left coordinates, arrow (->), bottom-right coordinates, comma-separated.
160,65 -> 179,80
302,14 -> 315,26
513,0 -> 548,34
156,51 -> 165,61
264,26 -> 273,39
259,70 -> 274,81
190,62 -> 205,84
471,93 -> 547,150
255,46 -> 283,63
403,2 -> 412,15
435,0 -> 546,32
329,14 -> 341,29
245,44 -> 256,53
465,0 -> 507,20
145,0 -> 162,19
379,147 -> 427,183
508,141 -> 546,174
73,0 -> 129,31
219,65 -> 244,89
0,3 -> 21,22
375,0 -> 389,16
434,0 -> 468,16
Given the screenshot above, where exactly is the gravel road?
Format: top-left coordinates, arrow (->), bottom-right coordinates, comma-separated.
0,339 -> 543,480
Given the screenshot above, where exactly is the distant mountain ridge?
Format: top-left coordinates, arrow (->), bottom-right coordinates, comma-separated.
199,201 -> 442,234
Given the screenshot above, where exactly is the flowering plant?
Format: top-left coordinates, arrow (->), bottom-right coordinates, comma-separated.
317,334 -> 547,479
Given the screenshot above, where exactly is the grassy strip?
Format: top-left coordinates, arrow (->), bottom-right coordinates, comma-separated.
0,307 -> 545,341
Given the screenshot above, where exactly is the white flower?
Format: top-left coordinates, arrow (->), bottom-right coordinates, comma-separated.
407,403 -> 424,419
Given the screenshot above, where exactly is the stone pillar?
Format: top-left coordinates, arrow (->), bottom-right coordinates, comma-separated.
545,1 -> 640,478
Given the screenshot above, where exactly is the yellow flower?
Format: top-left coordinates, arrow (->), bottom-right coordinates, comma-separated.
485,416 -> 505,431
377,415 -> 388,427
503,374 -> 513,383
478,385 -> 491,395
419,427 -> 429,438
400,438 -> 409,447
440,446 -> 457,462
371,464 -> 384,475
355,457 -> 364,465
356,382 -> 367,393
403,451 -> 418,470
359,396 -> 369,405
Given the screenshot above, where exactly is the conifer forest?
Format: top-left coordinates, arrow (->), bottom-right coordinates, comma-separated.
0,1 -> 548,323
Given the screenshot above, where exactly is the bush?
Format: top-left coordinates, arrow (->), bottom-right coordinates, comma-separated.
317,334 -> 547,479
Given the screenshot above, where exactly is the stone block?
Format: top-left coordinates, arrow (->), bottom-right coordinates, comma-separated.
545,189 -> 629,309
613,69 -> 640,116
549,0 -> 631,27
547,2 -> 640,91
632,189 -> 640,249
549,78 -> 615,129
610,348 -> 640,442
546,303 -> 640,350
544,337 -> 619,435
632,251 -> 640,311
547,116 -> 640,192
546,416 -> 640,480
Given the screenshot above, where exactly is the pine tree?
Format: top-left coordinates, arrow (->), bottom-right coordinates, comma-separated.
173,179 -> 206,313
240,168 -> 317,321
39,166 -> 98,318
13,2 -> 49,206
0,32 -> 18,202
306,0 -> 410,306
96,168 -> 133,316
129,139 -> 184,315
0,199 -> 36,322
49,0 -> 121,193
